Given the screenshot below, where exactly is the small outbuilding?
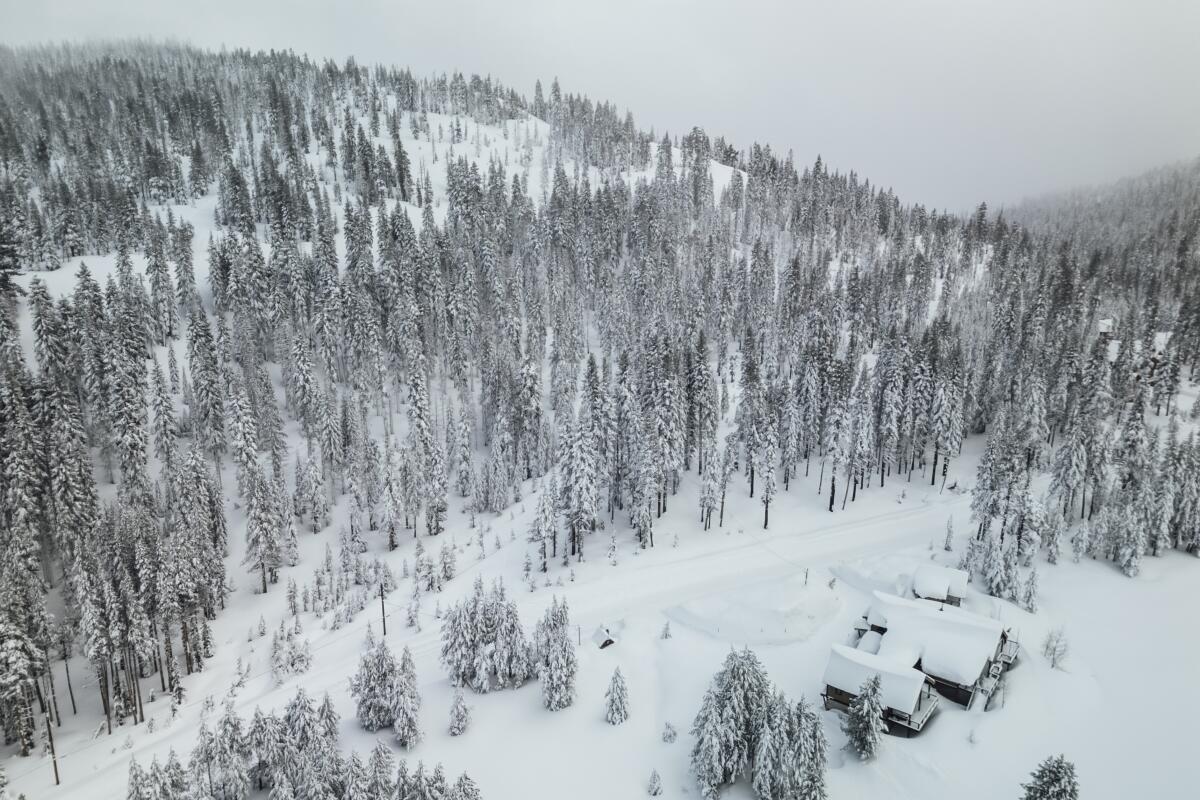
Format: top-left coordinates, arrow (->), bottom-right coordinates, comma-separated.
591,624 -> 620,649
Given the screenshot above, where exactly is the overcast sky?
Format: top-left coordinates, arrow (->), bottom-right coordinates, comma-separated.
3,0 -> 1198,212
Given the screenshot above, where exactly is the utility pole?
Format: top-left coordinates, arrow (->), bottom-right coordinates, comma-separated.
380,583 -> 387,636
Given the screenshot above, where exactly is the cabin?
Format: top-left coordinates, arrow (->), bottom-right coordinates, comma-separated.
591,624 -> 619,649
860,591 -> 1019,708
821,644 -> 940,736
912,564 -> 969,606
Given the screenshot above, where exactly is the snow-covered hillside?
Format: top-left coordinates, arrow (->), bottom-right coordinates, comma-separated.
1,42 -> 1199,800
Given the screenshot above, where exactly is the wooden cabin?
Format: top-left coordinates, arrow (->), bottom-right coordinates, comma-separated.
821,644 -> 940,736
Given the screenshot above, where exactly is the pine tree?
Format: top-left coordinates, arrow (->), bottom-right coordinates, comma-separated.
760,418 -> 777,529
440,541 -> 457,582
795,697 -> 828,800
647,769 -> 663,796
316,692 -> 340,745
448,689 -> 470,736
365,742 -> 395,799
450,772 -> 482,800
1020,755 -> 1080,800
605,666 -> 629,725
187,306 -> 226,470
690,687 -> 725,800
212,701 -> 250,800
527,488 -> 557,571
537,599 -> 577,711
244,471 -> 282,593
342,752 -> 369,800
393,646 -> 423,748
560,413 -> 598,559
350,628 -> 401,732
0,200 -> 24,299
750,692 -> 781,800
843,675 -> 885,761
127,757 -> 152,800
1022,568 -> 1040,613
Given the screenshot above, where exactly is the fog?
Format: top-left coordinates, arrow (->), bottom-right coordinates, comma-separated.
3,0 -> 1198,212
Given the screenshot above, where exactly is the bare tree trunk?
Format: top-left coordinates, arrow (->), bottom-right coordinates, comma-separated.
63,656 -> 77,715
45,669 -> 61,727
45,713 -> 60,785
99,664 -> 112,735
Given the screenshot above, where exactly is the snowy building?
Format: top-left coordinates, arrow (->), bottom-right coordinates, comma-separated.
858,591 -> 1019,708
911,564 -> 969,606
821,644 -> 940,736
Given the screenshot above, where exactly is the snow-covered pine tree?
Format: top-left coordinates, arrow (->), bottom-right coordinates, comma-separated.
795,697 -> 828,800
647,769 -> 663,796
440,540 -> 457,582
393,646 -> 423,748
843,675 -> 886,761
1022,568 -> 1040,613
605,667 -> 629,725
560,413 -> 598,559
690,687 -> 725,800
350,627 -> 401,732
365,742 -> 395,799
450,771 -> 483,800
537,599 -> 577,711
1020,754 -> 1080,800
244,470 -> 282,593
449,689 -> 470,736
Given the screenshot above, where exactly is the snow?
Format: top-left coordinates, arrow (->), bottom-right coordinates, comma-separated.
665,574 -> 842,646
5,79 -> 1200,800
868,591 -> 1006,686
856,630 -> 883,655
823,644 -> 927,716
912,564 -> 969,602
7,425 -> 1200,800
1104,332 -> 1172,362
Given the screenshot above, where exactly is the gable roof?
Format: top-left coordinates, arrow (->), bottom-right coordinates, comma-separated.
823,644 -> 927,715
913,564 -> 969,601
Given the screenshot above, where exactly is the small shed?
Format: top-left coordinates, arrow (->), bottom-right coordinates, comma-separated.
912,564 -> 969,606
821,644 -> 939,736
591,625 -> 618,649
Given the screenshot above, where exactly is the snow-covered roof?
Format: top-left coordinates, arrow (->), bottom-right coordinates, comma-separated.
857,630 -> 883,655
823,644 -> 927,715
591,623 -> 623,647
913,564 -> 969,601
867,592 -> 1005,686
